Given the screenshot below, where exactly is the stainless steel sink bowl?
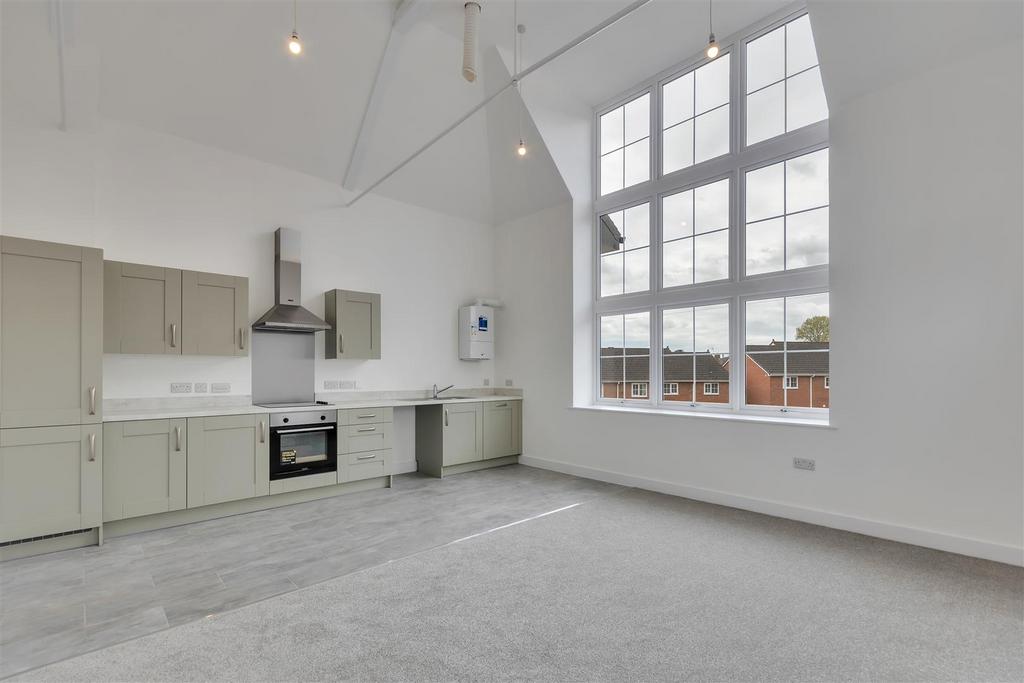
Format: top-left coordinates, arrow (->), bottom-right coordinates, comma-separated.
397,396 -> 477,401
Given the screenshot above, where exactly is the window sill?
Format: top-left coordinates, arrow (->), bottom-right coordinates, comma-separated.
571,403 -> 834,429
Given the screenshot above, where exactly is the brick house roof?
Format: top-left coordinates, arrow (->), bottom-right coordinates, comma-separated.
600,349 -> 729,383
745,341 -> 829,376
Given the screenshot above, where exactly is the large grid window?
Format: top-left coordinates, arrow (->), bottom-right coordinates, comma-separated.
592,7 -> 830,421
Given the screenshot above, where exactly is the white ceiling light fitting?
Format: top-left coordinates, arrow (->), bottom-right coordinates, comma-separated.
288,0 -> 303,55
462,1 -> 481,82
705,0 -> 719,59
514,2 -> 526,158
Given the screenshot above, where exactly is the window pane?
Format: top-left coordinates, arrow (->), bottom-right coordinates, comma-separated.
746,297 -> 785,345
694,104 -> 730,164
624,311 -> 650,349
746,81 -> 785,146
662,307 -> 694,352
786,14 -> 819,76
600,314 -> 624,350
662,120 -> 693,175
600,107 -> 623,155
624,93 -> 650,145
785,292 -> 829,344
745,294 -> 829,409
786,149 -> 829,213
786,207 -> 828,269
786,66 -> 828,131
622,203 -> 650,250
694,230 -> 728,283
694,303 -> 729,354
746,25 -> 784,93
745,217 -> 784,275
663,72 -> 694,128
695,54 -> 730,114
600,150 -> 623,195
623,248 -> 649,293
600,254 -> 623,297
663,238 -> 694,288
623,138 -> 650,187
746,162 -> 784,222
694,178 -> 729,234
662,189 -> 693,242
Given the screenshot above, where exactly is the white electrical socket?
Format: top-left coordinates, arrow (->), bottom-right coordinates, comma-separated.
793,457 -> 816,471
194,382 -> 208,393
170,382 -> 192,394
210,382 -> 231,394
324,380 -> 340,391
505,379 -> 513,387
483,378 -> 490,386
338,380 -> 357,390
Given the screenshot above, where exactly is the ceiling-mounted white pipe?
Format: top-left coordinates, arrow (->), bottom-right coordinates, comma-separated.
462,1 -> 481,82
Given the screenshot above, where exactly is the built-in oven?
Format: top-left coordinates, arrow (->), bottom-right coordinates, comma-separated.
268,410 -> 337,480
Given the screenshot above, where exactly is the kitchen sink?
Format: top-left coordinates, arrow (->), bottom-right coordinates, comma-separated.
397,396 -> 477,401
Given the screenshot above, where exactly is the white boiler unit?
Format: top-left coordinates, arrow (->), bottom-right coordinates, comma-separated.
459,305 -> 493,360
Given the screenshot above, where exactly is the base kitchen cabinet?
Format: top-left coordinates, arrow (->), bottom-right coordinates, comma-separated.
103,419 -> 186,522
483,400 -> 522,460
0,426 -> 102,543
186,414 -> 269,508
338,408 -> 392,483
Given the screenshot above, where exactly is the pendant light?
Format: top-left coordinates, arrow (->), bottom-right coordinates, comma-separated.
705,0 -> 719,59
463,2 -> 481,82
288,0 -> 303,55
514,3 -> 527,159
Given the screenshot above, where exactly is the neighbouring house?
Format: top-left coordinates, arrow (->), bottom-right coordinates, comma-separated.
741,341 -> 830,408
600,348 -> 730,403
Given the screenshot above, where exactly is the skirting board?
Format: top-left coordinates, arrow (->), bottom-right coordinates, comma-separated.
519,455 -> 1024,567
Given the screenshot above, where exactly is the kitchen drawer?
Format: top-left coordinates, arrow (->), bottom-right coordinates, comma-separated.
340,407 -> 393,426
340,422 -> 391,454
339,449 -> 389,483
345,448 -> 387,466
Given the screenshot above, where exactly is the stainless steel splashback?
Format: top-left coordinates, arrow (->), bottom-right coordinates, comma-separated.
251,330 -> 315,406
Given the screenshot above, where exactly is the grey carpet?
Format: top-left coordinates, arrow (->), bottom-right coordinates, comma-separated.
11,487 -> 1023,682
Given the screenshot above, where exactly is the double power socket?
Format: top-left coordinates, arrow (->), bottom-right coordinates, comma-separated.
170,382 -> 231,394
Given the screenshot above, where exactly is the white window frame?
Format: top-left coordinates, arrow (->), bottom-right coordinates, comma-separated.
824,376 -> 830,389
785,376 -> 799,389
663,382 -> 679,396
592,4 -> 829,422
703,382 -> 721,396
631,382 -> 648,398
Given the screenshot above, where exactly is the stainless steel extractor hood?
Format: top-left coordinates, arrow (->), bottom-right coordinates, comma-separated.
252,228 -> 330,332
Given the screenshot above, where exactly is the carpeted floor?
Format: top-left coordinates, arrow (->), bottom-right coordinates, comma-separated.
11,485 -> 1024,682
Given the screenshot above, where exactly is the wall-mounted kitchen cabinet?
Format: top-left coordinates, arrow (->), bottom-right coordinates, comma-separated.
104,262 -> 182,355
0,425 -> 102,543
186,414 -> 269,508
181,271 -> 249,357
0,237 -> 103,428
103,419 -> 187,522
325,289 -> 381,360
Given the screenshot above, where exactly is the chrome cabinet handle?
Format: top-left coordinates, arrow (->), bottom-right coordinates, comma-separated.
88,433 -> 97,462
88,387 -> 97,415
277,426 -> 335,434
356,426 -> 376,433
356,413 -> 376,419
496,403 -> 507,407
239,328 -> 246,350
444,408 -> 448,427
356,453 -> 377,460
259,420 -> 266,443
170,323 -> 178,348
338,332 -> 344,354
174,426 -> 182,452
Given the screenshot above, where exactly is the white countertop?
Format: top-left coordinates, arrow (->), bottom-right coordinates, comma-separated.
103,394 -> 522,422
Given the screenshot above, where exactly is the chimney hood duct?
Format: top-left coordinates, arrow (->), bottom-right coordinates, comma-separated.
252,228 -> 330,332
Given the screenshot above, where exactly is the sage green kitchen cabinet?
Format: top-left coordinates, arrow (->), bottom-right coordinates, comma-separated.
0,425 -> 102,543
104,261 -> 182,355
483,400 -> 522,459
103,419 -> 186,522
186,414 -> 268,508
325,289 -> 381,360
0,236 -> 103,428
181,270 -> 249,357
443,402 -> 483,465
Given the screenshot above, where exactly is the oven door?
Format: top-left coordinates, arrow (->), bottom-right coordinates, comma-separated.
270,424 -> 337,480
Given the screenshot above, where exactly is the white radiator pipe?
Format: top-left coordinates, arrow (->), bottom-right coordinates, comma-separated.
462,2 -> 481,82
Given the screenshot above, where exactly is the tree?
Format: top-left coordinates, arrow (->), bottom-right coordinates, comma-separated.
796,315 -> 829,342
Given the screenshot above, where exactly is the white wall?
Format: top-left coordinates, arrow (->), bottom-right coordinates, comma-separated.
1,118 -> 498,399
496,38 -> 1024,564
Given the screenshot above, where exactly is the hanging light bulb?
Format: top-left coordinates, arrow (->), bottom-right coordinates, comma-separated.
287,1 -> 302,56
517,139 -> 527,157
705,33 -> 719,59
705,0 -> 719,60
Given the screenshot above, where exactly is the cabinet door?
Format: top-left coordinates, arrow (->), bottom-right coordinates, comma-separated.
104,261 -> 182,355
0,237 -> 103,428
325,289 -> 381,360
186,414 -> 268,508
103,419 -> 186,522
0,425 -> 102,542
442,402 -> 483,466
181,271 -> 249,357
483,401 -> 522,459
